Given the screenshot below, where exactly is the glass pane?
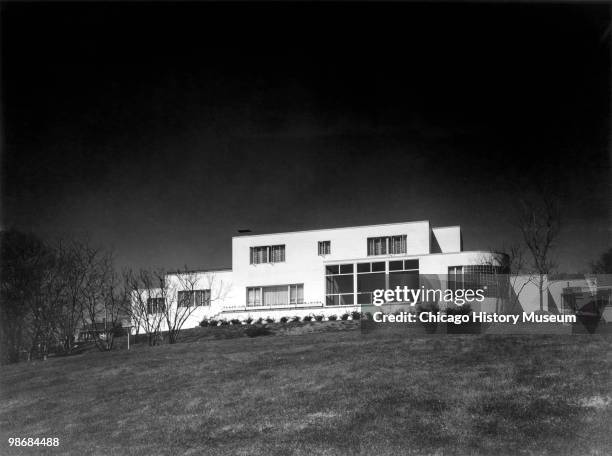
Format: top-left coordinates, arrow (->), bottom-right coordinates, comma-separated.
326,275 -> 353,294
340,294 -> 354,305
319,241 -> 330,255
405,259 -> 419,270
326,295 -> 339,306
247,288 -> 254,306
389,270 -> 419,291
357,272 -> 386,292
326,265 -> 339,275
357,293 -> 372,304
372,262 -> 385,272
391,235 -> 406,254
389,260 -> 403,271
357,262 -> 370,273
290,285 -> 296,302
340,264 -> 354,274
263,285 -> 288,306
318,242 -> 326,255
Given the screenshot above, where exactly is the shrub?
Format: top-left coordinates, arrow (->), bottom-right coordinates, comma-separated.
328,314 -> 338,321
245,326 -> 272,338
265,317 -> 275,324
351,311 -> 362,320
255,317 -> 263,324
199,319 -> 210,327
230,318 -> 241,325
291,316 -> 301,322
244,317 -> 254,325
219,319 -> 229,326
446,304 -> 478,334
208,319 -> 218,327
279,316 -> 289,323
302,315 -> 313,322
314,315 -> 324,322
340,313 -> 350,321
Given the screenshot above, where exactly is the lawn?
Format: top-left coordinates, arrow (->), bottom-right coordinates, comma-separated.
1,324 -> 611,455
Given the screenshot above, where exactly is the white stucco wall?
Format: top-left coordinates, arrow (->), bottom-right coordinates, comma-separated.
132,269 -> 236,333
231,221 -> 432,307
133,220 -> 510,329
431,226 -> 462,253
418,251 -> 502,275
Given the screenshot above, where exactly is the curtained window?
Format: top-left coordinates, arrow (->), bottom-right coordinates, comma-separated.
247,284 -> 303,307
367,235 -> 407,256
250,245 -> 285,264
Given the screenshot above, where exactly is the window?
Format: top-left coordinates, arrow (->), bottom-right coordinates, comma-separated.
388,260 -> 419,298
146,297 -> 166,314
326,264 -> 354,306
390,235 -> 407,254
367,235 -> 407,256
270,245 -> 285,263
325,259 -> 420,306
178,289 -> 211,307
247,287 -> 262,307
250,245 -> 285,264
448,266 -> 463,291
448,265 -> 508,297
289,284 -> 304,305
368,237 -> 387,255
247,284 -> 303,307
357,262 -> 386,305
318,241 -> 331,256
250,246 -> 268,264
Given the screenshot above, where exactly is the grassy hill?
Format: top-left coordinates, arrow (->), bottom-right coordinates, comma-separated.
1,324 -> 611,455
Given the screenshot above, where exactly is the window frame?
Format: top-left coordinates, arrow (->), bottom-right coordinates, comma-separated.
250,245 -> 286,264
325,263 -> 355,306
177,289 -> 211,308
146,297 -> 166,314
367,235 -> 407,256
318,240 -> 331,256
246,283 -> 304,307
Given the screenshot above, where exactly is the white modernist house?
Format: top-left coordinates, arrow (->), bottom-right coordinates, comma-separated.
133,220 -> 509,331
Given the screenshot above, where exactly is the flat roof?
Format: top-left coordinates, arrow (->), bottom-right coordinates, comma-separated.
232,220 -> 435,239
167,267 -> 232,275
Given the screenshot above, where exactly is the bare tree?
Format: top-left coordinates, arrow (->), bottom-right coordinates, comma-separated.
80,251 -> 127,351
481,245 -> 536,313
25,249 -> 67,361
125,269 -> 166,346
1,230 -> 129,362
54,240 -> 94,354
126,267 -> 231,345
161,269 -> 230,344
0,230 -> 53,363
516,191 -> 561,312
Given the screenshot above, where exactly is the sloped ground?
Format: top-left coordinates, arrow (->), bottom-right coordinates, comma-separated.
1,327 -> 611,455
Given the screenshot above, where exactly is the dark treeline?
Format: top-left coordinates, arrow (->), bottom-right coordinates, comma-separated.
0,230 -> 218,365
0,230 -> 132,364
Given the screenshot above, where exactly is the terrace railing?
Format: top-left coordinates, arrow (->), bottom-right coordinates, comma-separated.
222,301 -> 325,312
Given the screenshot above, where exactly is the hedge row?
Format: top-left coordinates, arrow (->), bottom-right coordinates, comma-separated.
200,311 -> 363,327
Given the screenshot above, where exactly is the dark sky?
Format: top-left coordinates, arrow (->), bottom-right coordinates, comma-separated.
2,2 -> 610,272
